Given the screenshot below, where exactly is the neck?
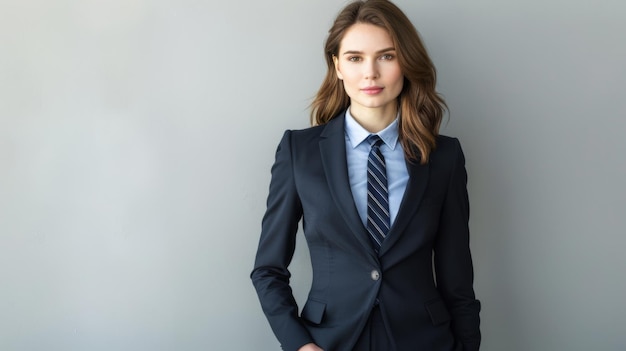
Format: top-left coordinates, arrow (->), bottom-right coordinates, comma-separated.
349,104 -> 397,133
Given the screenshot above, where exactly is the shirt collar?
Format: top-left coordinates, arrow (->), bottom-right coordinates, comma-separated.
344,107 -> 400,150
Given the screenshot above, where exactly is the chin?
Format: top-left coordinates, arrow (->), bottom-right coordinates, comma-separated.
362,100 -> 394,109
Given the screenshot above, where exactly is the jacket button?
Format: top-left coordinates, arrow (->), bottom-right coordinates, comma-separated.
371,270 -> 380,281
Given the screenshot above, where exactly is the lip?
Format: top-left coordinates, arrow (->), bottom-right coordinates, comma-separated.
361,86 -> 384,95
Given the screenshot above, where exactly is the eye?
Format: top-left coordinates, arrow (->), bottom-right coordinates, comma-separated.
348,56 -> 362,62
380,54 -> 395,61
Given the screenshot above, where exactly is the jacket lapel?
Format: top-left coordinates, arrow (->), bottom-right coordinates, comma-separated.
379,155 -> 430,257
319,115 -> 377,257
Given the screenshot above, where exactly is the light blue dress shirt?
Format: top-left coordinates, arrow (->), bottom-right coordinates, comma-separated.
344,108 -> 409,227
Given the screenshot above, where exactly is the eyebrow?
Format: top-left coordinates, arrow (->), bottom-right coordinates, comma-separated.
342,47 -> 396,55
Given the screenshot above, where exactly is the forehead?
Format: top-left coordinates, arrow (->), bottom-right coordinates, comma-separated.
339,23 -> 394,53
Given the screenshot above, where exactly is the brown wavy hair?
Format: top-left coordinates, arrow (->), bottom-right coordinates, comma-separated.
310,0 -> 447,164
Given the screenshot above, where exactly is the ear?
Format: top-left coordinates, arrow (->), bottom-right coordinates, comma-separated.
333,55 -> 344,80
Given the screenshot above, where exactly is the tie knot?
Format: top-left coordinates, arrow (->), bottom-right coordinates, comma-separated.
368,135 -> 384,149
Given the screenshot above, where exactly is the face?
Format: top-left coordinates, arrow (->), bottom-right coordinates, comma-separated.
334,23 -> 404,118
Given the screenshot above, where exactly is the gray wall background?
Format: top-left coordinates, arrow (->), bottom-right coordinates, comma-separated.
1,0 -> 625,350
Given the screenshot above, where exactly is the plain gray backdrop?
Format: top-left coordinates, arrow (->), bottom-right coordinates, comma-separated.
1,0 -> 625,350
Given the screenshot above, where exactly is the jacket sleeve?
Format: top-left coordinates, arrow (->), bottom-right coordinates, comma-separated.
250,130 -> 313,351
434,138 -> 481,351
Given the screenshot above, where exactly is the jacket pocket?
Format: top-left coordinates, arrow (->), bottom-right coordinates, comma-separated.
301,299 -> 326,325
425,298 -> 451,326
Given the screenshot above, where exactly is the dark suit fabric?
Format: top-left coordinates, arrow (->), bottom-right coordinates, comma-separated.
251,114 -> 481,351
352,306 -> 392,351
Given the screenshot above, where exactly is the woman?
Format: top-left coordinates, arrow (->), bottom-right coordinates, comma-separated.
251,1 -> 481,350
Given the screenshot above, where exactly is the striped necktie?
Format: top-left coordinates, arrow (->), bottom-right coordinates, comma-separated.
366,135 -> 390,251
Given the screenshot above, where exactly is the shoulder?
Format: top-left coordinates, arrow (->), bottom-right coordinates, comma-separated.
435,134 -> 461,147
434,134 -> 462,156
289,124 -> 327,139
280,114 -> 345,145
430,134 -> 465,168
276,124 -> 326,150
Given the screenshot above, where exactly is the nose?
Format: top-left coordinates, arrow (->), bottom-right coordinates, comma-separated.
364,59 -> 379,80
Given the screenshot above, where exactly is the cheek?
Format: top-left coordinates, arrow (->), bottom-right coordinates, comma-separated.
340,69 -> 361,88
390,66 -> 404,85
341,79 -> 358,99
339,66 -> 359,81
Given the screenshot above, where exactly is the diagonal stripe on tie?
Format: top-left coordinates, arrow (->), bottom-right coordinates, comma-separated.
366,135 -> 390,252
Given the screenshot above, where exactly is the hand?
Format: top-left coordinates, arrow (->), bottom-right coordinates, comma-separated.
298,343 -> 324,351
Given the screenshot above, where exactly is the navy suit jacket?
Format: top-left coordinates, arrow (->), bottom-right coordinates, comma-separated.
251,113 -> 480,351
